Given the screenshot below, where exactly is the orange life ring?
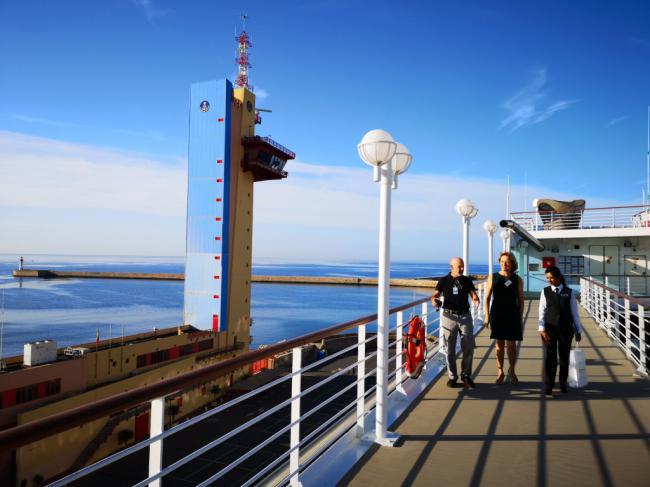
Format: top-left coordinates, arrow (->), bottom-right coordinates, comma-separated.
405,315 -> 426,379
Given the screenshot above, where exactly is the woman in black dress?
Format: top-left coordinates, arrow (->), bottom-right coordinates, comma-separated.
484,252 -> 525,384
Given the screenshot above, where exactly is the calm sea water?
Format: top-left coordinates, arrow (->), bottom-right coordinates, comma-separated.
0,255 -> 489,358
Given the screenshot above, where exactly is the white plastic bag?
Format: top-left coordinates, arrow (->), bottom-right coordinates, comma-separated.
568,344 -> 588,388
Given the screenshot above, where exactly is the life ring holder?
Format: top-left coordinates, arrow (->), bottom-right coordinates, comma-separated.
404,315 -> 426,379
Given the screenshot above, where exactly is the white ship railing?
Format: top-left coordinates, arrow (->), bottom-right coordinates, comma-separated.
580,277 -> 648,376
587,274 -> 649,298
2,283 -> 487,487
511,204 -> 650,232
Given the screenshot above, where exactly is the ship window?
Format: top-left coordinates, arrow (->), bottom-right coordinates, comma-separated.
558,256 -> 585,284
45,379 -> 61,396
16,384 -> 38,404
137,354 -> 148,368
198,339 -> 214,351
150,350 -> 170,365
180,344 -> 195,356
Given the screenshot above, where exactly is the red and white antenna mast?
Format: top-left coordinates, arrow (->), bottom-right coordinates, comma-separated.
235,14 -> 252,89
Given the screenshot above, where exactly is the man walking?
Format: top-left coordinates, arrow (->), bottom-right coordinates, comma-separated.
431,257 -> 480,388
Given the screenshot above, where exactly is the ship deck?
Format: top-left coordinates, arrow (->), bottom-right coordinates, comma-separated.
341,300 -> 650,487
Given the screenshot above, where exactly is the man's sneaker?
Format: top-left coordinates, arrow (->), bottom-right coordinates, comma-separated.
446,379 -> 458,388
461,376 -> 476,388
545,388 -> 553,396
560,383 -> 568,393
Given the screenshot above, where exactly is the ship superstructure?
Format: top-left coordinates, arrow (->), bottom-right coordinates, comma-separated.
504,199 -> 650,297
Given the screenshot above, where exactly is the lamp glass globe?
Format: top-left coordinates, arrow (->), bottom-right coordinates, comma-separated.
357,129 -> 397,167
455,199 -> 476,217
483,219 -> 498,234
391,142 -> 412,175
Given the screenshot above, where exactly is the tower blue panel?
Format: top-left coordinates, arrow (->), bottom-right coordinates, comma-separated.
184,79 -> 232,331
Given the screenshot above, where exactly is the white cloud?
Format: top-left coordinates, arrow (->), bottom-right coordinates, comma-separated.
606,116 -> 628,127
253,160 -> 619,262
8,113 -> 165,141
131,0 -> 172,24
0,131 -> 185,216
0,132 -> 624,261
500,68 -> 578,132
630,37 -> 650,51
254,87 -> 269,100
0,132 -> 186,255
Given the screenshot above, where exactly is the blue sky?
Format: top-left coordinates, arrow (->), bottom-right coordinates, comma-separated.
1,1 -> 649,261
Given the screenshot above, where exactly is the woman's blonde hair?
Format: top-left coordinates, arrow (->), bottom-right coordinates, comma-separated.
498,251 -> 518,272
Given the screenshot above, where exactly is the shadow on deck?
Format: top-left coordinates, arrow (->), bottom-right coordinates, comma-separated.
340,300 -> 650,487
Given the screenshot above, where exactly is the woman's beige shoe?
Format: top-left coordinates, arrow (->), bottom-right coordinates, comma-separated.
495,367 -> 505,384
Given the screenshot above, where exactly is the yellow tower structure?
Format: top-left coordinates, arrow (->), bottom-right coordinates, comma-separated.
184,81 -> 294,352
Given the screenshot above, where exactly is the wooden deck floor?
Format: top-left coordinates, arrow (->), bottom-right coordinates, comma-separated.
341,300 -> 650,487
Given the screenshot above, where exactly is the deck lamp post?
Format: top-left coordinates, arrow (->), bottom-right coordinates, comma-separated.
500,229 -> 511,252
455,199 -> 478,276
358,129 -> 411,447
483,220 -> 498,276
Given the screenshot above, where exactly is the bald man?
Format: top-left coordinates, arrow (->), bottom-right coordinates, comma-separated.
431,257 -> 480,388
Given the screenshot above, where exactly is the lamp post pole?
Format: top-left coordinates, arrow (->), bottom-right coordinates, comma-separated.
358,130 -> 411,447
462,216 -> 469,275
456,200 -> 478,276
376,163 -> 392,445
483,220 -> 498,276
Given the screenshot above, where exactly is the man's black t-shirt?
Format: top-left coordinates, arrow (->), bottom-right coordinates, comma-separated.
435,273 -> 476,312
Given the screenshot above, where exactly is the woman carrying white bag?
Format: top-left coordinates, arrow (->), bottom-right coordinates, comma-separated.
538,266 -> 583,396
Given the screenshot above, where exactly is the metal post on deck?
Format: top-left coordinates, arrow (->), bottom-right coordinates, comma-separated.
590,279 -> 596,316
148,397 -> 165,487
395,311 -> 405,396
358,130 -> 410,448
290,346 -> 302,486
598,285 -> 604,326
605,281 -> 613,338
624,299 -> 632,359
374,164 -> 397,446
356,320 -> 366,436
421,302 -> 428,371
637,305 -> 648,377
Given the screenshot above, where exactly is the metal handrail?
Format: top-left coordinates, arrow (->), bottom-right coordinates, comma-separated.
580,277 -> 648,376
0,296 -> 430,451
582,277 -> 648,306
510,204 -> 650,231
510,204 -> 649,214
1,286 -> 495,487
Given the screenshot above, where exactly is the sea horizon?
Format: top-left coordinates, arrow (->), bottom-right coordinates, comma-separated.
0,257 -> 491,358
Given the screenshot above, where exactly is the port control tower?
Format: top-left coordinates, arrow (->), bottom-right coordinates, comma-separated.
184,31 -> 295,351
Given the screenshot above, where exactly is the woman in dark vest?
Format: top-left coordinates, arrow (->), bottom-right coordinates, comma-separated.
538,265 -> 583,395
484,252 -> 525,384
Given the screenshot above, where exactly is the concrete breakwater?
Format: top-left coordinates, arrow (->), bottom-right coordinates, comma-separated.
12,269 -> 440,288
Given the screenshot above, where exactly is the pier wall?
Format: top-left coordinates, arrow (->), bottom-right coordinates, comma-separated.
12,270 -> 445,288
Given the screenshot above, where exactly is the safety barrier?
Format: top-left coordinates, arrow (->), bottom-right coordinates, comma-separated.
511,204 -> 650,232
580,277 -> 648,376
0,282 -> 487,486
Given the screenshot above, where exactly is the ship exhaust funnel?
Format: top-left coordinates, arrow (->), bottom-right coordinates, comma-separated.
499,220 -> 545,252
